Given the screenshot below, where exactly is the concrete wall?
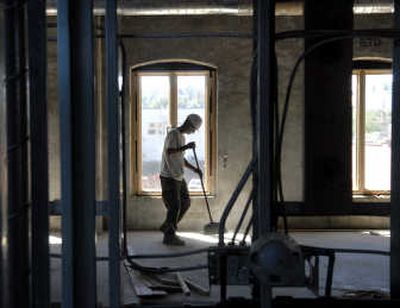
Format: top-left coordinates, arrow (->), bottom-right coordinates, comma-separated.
119,15 -> 306,231
121,15 -> 253,231
47,13 -> 394,231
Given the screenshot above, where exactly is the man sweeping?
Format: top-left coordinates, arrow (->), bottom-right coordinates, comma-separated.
159,114 -> 203,246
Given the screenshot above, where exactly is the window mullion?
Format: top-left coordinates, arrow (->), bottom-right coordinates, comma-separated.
211,71 -> 217,193
136,74 -> 143,193
206,72 -> 214,192
133,67 -> 215,195
358,71 -> 366,192
170,74 -> 178,127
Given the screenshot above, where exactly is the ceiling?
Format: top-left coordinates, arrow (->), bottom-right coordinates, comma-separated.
46,0 -> 395,16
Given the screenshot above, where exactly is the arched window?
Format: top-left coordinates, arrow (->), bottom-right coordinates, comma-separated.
130,60 -> 217,195
352,59 -> 392,196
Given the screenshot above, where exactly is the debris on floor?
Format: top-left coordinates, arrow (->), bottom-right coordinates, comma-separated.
124,262 -> 210,299
124,265 -> 167,298
341,289 -> 390,299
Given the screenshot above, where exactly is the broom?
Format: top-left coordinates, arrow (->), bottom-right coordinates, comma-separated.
192,148 -> 222,234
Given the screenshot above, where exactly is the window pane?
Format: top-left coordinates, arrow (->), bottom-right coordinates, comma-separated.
140,76 -> 170,191
177,75 -> 206,192
352,74 -> 357,190
364,74 -> 392,191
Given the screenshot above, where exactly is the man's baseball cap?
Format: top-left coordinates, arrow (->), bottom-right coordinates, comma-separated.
187,114 -> 202,129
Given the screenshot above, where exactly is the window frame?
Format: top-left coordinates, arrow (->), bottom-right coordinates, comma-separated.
130,66 -> 217,196
352,68 -> 392,196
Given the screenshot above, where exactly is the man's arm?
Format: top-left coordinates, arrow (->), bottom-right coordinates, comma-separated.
184,158 -> 202,177
167,141 -> 196,155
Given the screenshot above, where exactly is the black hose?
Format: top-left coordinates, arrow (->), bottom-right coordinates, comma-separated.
328,248 -> 389,256
118,32 -> 252,39
126,247 -> 210,259
126,257 -> 207,274
276,30 -> 400,206
274,29 -> 400,235
275,35 -> 355,237
276,29 -> 400,41
230,189 -> 253,245
52,246 -> 211,263
219,159 -> 255,246
240,215 -> 253,246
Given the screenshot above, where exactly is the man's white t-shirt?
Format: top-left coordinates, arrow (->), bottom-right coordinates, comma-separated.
160,128 -> 185,181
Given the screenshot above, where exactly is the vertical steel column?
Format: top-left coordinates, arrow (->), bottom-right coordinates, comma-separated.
255,0 -> 274,252
120,42 -> 129,256
57,0 -> 97,307
0,7 -> 7,308
106,0 -> 121,306
57,1 -> 73,305
255,0 -> 275,307
251,0 -> 259,240
4,1 -> 29,307
391,0 -> 400,299
304,0 -> 353,214
27,1 -> 50,306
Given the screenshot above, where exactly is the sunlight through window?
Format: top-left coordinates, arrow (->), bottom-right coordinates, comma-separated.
131,66 -> 216,195
352,69 -> 392,195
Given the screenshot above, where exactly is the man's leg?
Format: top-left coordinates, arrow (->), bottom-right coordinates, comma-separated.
160,176 -> 180,233
177,179 -> 190,224
160,177 -> 185,245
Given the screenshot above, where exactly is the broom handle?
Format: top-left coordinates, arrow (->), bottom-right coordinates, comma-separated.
192,147 -> 214,223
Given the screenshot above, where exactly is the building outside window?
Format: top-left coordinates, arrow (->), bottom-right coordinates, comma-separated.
130,62 -> 216,195
352,67 -> 392,196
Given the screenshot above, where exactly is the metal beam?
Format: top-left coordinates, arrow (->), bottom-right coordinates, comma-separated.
304,0 -> 353,214
45,0 -> 399,17
255,0 -> 274,243
0,6 -> 7,308
254,0 -> 275,307
57,0 -> 97,307
391,0 -> 400,299
106,0 -> 121,306
4,1 -> 29,307
27,1 -> 50,306
46,0 -> 303,17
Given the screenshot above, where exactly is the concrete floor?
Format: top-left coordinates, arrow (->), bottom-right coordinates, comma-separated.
49,230 -> 390,306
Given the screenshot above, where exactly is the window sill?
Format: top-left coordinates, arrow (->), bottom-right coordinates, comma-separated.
353,194 -> 390,203
132,192 -> 216,199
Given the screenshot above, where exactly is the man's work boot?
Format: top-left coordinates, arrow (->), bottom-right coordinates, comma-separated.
163,234 -> 185,246
159,221 -> 168,233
